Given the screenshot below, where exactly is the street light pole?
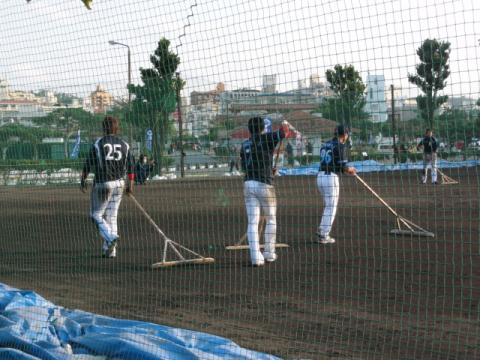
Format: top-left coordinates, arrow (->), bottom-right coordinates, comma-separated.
391,84 -> 397,164
176,72 -> 185,178
108,40 -> 131,99
109,40 -> 132,143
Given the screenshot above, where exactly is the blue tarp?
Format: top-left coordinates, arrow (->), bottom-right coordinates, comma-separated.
278,159 -> 480,176
0,283 -> 280,360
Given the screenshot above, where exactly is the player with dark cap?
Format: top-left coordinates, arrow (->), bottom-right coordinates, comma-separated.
80,116 -> 135,258
316,124 -> 356,244
417,128 -> 438,184
240,116 -> 291,266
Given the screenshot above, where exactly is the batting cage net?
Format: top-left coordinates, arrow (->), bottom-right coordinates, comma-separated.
0,0 -> 479,358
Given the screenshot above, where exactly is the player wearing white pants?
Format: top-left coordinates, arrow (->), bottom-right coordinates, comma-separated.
316,125 -> 356,244
90,179 -> 125,245
316,172 -> 339,240
240,116 -> 290,266
81,116 -> 135,258
422,153 -> 438,184
243,180 -> 277,265
417,129 -> 438,184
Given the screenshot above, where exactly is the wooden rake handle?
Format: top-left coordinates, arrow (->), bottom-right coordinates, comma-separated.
354,174 -> 400,218
128,194 -> 169,241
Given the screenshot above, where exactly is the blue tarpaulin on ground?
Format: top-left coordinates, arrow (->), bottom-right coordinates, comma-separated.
278,159 -> 480,176
0,283 -> 280,360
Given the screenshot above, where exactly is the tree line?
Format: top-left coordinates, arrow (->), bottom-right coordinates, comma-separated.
2,37 -> 478,164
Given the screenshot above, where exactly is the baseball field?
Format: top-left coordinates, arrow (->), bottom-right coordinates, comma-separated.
0,167 -> 478,359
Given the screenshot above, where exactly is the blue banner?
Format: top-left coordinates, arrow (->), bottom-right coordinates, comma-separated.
146,129 -> 153,151
69,130 -> 81,159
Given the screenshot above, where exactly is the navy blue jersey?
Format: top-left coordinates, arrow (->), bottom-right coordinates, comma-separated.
418,136 -> 437,154
319,138 -> 348,173
240,129 -> 285,185
83,135 -> 135,183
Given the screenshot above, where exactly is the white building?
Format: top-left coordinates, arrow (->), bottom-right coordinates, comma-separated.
0,100 -> 47,127
8,90 -> 37,102
42,91 -> 58,105
219,89 -> 260,114
298,79 -> 308,89
364,75 -> 388,123
186,103 -> 218,137
262,75 -> 277,93
0,79 -> 9,99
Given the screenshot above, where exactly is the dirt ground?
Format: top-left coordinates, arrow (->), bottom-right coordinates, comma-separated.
0,167 -> 479,359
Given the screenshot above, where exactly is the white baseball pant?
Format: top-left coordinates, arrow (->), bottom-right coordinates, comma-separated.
243,180 -> 277,264
422,153 -> 437,183
90,179 -> 125,243
316,172 -> 339,237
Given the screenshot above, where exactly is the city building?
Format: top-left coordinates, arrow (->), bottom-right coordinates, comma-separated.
219,89 -> 261,114
0,99 -> 46,125
190,82 -> 224,106
0,79 -> 9,99
221,91 -> 319,115
445,96 -> 477,110
7,90 -> 37,102
364,74 -> 388,123
186,103 -> 219,137
387,96 -> 418,123
90,85 -> 114,114
262,75 -> 277,93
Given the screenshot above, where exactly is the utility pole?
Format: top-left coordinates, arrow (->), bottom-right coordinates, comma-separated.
108,40 -> 133,145
391,84 -> 397,164
176,72 -> 185,178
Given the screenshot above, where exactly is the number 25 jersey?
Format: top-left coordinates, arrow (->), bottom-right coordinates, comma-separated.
83,135 -> 135,183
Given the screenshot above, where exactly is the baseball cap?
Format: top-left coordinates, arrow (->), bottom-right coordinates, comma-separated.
335,124 -> 349,136
248,116 -> 269,135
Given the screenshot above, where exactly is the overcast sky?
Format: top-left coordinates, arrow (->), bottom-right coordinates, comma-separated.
1,0 -> 479,100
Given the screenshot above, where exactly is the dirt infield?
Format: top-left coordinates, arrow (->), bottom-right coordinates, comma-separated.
0,167 -> 479,359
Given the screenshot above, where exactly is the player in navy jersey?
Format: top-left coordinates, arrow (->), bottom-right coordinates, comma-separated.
316,124 -> 356,244
417,128 -> 438,184
240,116 -> 291,266
80,116 -> 135,258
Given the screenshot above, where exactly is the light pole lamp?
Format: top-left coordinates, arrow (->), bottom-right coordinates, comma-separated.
108,40 -> 131,103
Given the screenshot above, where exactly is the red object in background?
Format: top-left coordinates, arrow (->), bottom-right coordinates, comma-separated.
229,126 -> 297,140
455,141 -> 464,150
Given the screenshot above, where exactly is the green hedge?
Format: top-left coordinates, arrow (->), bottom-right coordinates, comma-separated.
0,159 -> 84,171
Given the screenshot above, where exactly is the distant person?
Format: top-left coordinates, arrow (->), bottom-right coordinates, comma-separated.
417,128 -> 438,184
228,146 -> 239,173
135,154 -> 154,185
286,142 -> 294,166
240,116 -> 291,266
80,116 -> 135,258
316,125 -> 356,244
399,143 -> 408,163
306,140 -> 314,164
306,140 -> 313,155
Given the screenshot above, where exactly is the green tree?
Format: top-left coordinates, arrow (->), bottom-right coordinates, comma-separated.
318,64 -> 368,129
33,108 -> 100,157
128,38 -> 184,174
0,124 -> 61,160
436,108 -> 477,143
408,38 -> 451,129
